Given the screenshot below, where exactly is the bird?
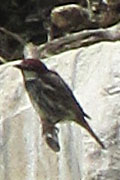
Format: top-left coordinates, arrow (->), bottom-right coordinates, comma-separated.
14,58 -> 105,152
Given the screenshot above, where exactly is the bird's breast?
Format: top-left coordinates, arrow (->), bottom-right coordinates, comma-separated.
24,78 -> 76,124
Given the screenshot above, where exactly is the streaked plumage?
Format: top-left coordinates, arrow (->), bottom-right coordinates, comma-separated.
14,59 -> 105,152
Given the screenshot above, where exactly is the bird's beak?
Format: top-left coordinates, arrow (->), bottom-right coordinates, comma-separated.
14,64 -> 22,70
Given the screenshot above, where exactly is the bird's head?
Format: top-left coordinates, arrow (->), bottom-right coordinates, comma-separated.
14,59 -> 48,73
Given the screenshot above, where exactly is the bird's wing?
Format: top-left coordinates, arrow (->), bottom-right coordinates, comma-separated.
40,70 -> 91,119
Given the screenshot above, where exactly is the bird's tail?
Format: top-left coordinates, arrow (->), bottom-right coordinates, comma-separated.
78,119 -> 105,149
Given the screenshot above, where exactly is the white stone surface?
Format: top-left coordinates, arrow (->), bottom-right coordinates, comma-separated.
0,41 -> 120,179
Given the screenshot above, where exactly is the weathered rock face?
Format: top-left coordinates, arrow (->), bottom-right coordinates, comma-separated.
0,41 -> 120,179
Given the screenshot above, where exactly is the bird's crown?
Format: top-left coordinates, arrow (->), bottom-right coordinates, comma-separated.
15,59 -> 48,73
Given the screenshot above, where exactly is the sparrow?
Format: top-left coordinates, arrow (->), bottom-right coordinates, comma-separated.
14,58 -> 105,152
